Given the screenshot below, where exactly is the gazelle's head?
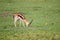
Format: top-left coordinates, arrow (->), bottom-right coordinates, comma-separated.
26,20 -> 33,27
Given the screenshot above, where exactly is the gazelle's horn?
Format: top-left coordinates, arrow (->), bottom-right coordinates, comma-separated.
28,19 -> 33,27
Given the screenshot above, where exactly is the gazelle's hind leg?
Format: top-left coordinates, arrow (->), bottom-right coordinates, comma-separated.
14,17 -> 18,27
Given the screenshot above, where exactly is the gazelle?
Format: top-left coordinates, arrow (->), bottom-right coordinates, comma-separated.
13,12 -> 33,27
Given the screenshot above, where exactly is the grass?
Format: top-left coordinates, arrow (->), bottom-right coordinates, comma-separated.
0,0 -> 60,40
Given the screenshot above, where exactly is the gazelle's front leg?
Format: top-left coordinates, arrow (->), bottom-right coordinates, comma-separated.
22,21 -> 25,27
20,19 -> 25,27
20,20 -> 22,27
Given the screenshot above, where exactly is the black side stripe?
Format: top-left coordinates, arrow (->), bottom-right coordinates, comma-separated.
18,15 -> 23,19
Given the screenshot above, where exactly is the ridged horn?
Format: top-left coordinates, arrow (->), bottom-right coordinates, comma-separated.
28,19 -> 33,27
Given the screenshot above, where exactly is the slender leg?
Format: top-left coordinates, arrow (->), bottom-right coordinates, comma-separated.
26,23 -> 29,27
14,17 -> 18,27
21,20 -> 25,27
20,20 -> 22,27
20,19 -> 25,27
22,21 -> 25,27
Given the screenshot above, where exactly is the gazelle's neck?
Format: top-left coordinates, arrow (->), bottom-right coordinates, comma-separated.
23,19 -> 33,27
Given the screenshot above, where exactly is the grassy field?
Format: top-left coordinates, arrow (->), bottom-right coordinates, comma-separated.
0,0 -> 60,40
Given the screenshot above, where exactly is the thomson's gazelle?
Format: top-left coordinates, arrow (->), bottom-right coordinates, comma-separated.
13,13 -> 33,27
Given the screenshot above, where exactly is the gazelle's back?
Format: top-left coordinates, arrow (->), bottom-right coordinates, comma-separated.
13,13 -> 26,20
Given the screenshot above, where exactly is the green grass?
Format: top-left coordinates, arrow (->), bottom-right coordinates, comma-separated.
0,0 -> 60,40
